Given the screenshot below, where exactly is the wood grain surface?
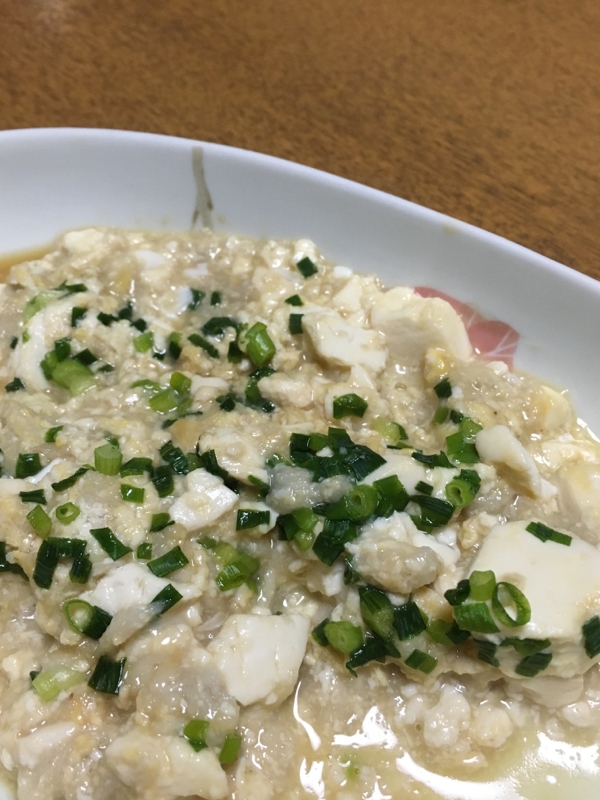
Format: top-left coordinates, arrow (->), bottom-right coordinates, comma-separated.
1,0 -> 599,280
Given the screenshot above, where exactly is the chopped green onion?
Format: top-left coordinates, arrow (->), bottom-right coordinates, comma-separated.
55,502 -> 80,525
188,333 -> 219,358
201,316 -> 239,339
120,484 -> 145,504
526,521 -> 572,547
72,348 -> 98,366
33,537 -> 87,588
23,291 -> 57,323
63,599 -> 112,639
9,336 -> 18,349
358,586 -> 399,654
582,616 -> 600,658
97,311 -> 116,326
312,519 -> 359,565
217,393 -> 236,411
210,290 -> 222,305
343,556 -> 360,585
136,543 -> 153,560
404,649 -> 437,674
90,527 -> 132,560
312,618 -> 330,646
71,306 -> 87,327
323,620 -> 364,654
236,509 -> 271,530
32,665 -> 85,701
410,495 -> 455,530
501,637 -> 551,656
243,322 -> 276,368
69,553 -> 92,584
214,544 -> 259,591
188,288 -> 205,310
373,418 -> 407,444
117,301 -> 133,321
296,256 -> 318,277
515,651 -> 552,677
445,469 -> 481,508
426,619 -> 470,646
446,418 -> 482,464
149,512 -> 174,532
120,457 -> 154,477
333,393 -> 368,420
151,465 -> 175,497
444,579 -> 471,606
45,425 -> 63,443
134,331 -> 154,353
88,655 -> 126,695
6,377 -> 25,392
51,466 -> 89,492
433,407 -> 450,424
94,443 -> 122,475
453,602 -> 500,634
170,370 -> 191,394
345,632 -> 389,675
372,475 -> 409,517
97,363 -> 115,373
150,583 -> 183,615
52,359 -> 95,396
411,449 -> 453,468
285,294 -> 304,306
474,638 -> 500,667
27,505 -> 52,538
159,440 -> 189,475
147,545 -> 189,577
491,582 -> 531,628
325,485 -> 378,522
54,337 -> 71,361
393,601 -> 427,640
219,732 -> 242,764
227,340 -> 243,363
0,542 -> 26,579
56,281 -> 87,295
183,719 -> 209,752
414,481 -> 433,496
469,570 -> 496,602
16,452 -> 43,479
289,314 -> 303,335
244,367 -> 276,413
19,488 -> 46,504
149,387 -> 190,415
248,474 -> 270,493
434,378 -> 452,399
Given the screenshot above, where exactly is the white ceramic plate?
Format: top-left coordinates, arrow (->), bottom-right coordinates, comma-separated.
0,128 -> 599,800
0,128 -> 599,437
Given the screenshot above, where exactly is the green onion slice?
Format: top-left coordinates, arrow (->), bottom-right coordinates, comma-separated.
236,509 -> 271,530
312,519 -> 359,566
453,602 -> 500,633
296,256 -> 318,277
444,579 -> 471,607
151,465 -> 175,497
90,527 -> 132,560
289,313 -> 303,335
52,359 -> 95,396
120,484 -> 145,504
445,468 -> 481,508
136,543 -> 153,560
345,632 -> 389,675
6,377 -> 25,392
469,570 -> 496,602
55,502 -> 81,525
94,443 -> 122,475
526,521 -> 572,547
147,545 -> 189,577
183,719 -> 209,752
515,651 -> 552,677
582,616 -> 600,658
491,582 -> 531,628
404,649 -> 437,674
187,333 -> 219,358
20,488 -> 46,505
120,457 -> 154,477
149,513 -> 174,533
188,288 -> 205,310
358,586 -> 399,654
150,583 -> 183,615
434,378 -> 452,398
393,600 -> 427,640
32,665 -> 86,701
51,466 -> 89,492
474,638 -> 499,667
285,294 -> 304,306
63,599 -> 112,639
27,505 -> 52,538
219,732 -> 242,764
333,393 -> 368,420
243,322 -> 276,368
323,620 -> 364,654
15,452 -> 43,479
45,425 -> 64,443
88,655 -> 126,695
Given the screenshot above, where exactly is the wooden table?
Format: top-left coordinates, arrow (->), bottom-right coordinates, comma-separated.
2,0 -> 599,280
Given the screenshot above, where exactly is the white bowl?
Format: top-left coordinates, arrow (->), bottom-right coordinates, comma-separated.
0,128 -> 599,799
1,127 -> 598,438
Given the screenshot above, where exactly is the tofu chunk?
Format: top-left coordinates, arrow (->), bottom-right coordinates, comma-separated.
556,462 -> 600,538
302,310 -> 387,372
199,427 -> 269,484
370,287 -> 472,365
209,614 -> 309,706
170,469 -> 238,530
468,520 -> 600,677
82,563 -> 168,616
105,731 -> 229,800
475,425 -> 555,499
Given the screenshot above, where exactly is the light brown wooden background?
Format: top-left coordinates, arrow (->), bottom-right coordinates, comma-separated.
1,0 -> 599,280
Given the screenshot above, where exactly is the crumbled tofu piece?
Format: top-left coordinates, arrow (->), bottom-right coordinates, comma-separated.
302,309 -> 387,372
556,463 -> 600,538
170,469 -> 238,530
365,453 -> 456,499
199,427 -> 269,484
105,731 -> 229,800
468,520 -> 600,677
259,373 -> 314,409
82,563 -> 168,616
17,723 -> 77,770
209,613 -> 310,706
370,287 -> 472,365
346,512 -> 458,594
475,425 -> 556,499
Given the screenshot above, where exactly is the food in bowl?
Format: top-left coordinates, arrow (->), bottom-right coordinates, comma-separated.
0,226 -> 599,799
